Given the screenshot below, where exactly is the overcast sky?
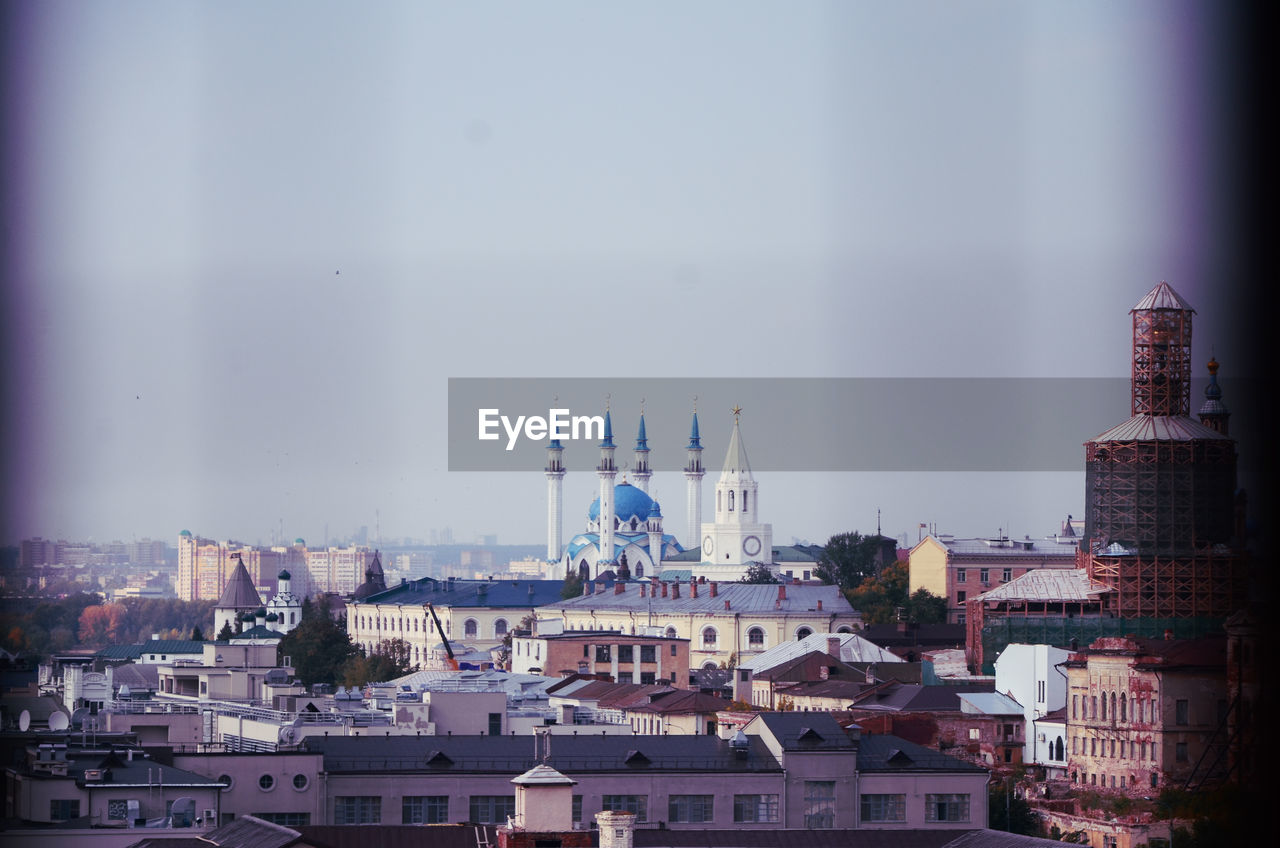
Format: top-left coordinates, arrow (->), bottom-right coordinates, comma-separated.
1,2 -> 1250,549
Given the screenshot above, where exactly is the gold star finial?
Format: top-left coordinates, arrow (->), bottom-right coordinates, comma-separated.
731,404 -> 743,420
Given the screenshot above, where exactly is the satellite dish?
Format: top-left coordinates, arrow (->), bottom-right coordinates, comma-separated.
170,797 -> 196,828
49,712 -> 70,731
71,708 -> 91,729
18,710 -> 30,731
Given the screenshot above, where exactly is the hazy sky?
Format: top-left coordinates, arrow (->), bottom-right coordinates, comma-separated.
2,2 -> 1248,549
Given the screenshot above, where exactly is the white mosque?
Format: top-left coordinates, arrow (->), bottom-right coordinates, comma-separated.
551,405 -> 796,583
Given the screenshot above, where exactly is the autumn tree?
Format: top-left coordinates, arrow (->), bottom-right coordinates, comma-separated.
341,638 -> 416,687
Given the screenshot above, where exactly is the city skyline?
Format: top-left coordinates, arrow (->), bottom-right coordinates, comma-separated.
2,2 -> 1256,550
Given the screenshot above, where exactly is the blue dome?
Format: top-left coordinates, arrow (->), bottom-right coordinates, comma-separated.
589,482 -> 657,525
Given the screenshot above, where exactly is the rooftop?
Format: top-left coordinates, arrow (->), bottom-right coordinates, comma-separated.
971,568 -> 1112,603
549,583 -> 853,615
356,577 -> 566,609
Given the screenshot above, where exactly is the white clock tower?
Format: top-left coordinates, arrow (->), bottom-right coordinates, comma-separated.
698,408 -> 774,581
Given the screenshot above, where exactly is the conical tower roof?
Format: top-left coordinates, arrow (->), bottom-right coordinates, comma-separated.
1132,281 -> 1194,312
721,415 -> 753,478
216,559 -> 262,609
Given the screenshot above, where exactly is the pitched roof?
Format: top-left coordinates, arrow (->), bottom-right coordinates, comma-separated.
749,712 -> 856,751
1132,280 -> 1194,312
972,568 -> 1112,603
355,577 -> 565,609
624,689 -> 731,715
741,632 -> 899,672
216,560 -> 262,609
547,582 -> 854,615
96,640 -> 207,660
855,733 -> 989,773
1089,414 -> 1230,443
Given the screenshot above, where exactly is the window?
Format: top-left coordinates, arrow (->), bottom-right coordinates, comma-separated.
640,645 -> 655,662
733,794 -> 779,823
335,796 -> 381,824
618,645 -> 633,663
292,774 -> 308,790
860,794 -> 906,822
1121,693 -> 1127,721
926,794 -> 970,823
494,619 -> 508,637
489,713 -> 502,736
259,774 -> 275,791
795,627 -> 813,641
728,491 -> 734,511
803,781 -> 836,829
403,796 -> 448,824
50,799 -> 80,821
469,796 -> 516,824
1101,694 -> 1107,720
1038,680 -> 1046,703
596,646 -> 612,662
665,627 -> 677,639
572,795 -> 583,823
1002,568 -> 1011,582
464,619 -> 478,639
956,591 -> 966,603
1176,742 -> 1189,763
979,569 -> 989,583
748,627 -> 765,649
701,627 -> 717,649
255,812 -> 310,827
640,672 -> 655,684
671,644 -> 678,656
742,491 -> 748,512
1072,695 -> 1078,719
1176,699 -> 1189,725
956,569 -> 966,582
668,795 -> 714,823
601,795 -> 647,822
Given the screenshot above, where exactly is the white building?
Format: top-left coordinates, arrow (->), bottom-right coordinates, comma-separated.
992,642 -> 1070,768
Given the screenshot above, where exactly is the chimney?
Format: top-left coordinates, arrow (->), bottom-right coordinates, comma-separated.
724,600 -> 730,610
639,584 -> 646,597
586,580 -> 594,595
817,599 -> 823,612
690,581 -> 698,598
661,582 -> 668,598
672,584 -> 680,599
827,636 -> 841,657
710,582 -> 718,597
777,585 -> 787,601
614,582 -> 625,595
597,581 -> 607,594
596,811 -> 637,848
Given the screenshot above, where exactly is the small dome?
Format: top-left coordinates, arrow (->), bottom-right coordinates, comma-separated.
265,612 -> 278,622
648,500 -> 663,519
180,529 -> 192,537
294,538 -> 305,545
278,569 -> 291,580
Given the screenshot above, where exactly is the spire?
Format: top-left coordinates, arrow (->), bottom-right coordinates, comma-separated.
636,413 -> 648,451
1130,281 -> 1194,417
721,414 -> 753,477
600,408 -> 614,448
687,412 -> 701,449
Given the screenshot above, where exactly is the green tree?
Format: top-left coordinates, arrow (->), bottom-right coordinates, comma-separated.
815,532 -> 881,590
739,562 -> 779,584
341,638 -> 416,687
561,570 -> 585,599
190,626 -> 205,642
906,587 -> 948,624
277,596 -> 359,688
988,781 -> 1039,835
216,620 -> 235,642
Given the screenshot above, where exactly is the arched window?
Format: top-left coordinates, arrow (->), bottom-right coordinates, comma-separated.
464,619 -> 478,639
1101,693 -> 1106,719
748,627 -> 765,649
795,627 -> 813,641
665,627 -> 678,639
701,627 -> 717,649
635,562 -> 644,578
1120,693 -> 1127,721
494,619 -> 508,638
728,491 -> 734,511
1054,737 -> 1064,761
578,561 -> 589,580
702,661 -> 718,671
1111,692 -> 1117,722
742,491 -> 748,512
836,626 -> 853,634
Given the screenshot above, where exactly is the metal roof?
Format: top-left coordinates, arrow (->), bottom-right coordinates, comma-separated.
356,577 -> 565,609
216,560 -> 262,609
972,568 -> 1112,603
1131,280 -> 1194,312
548,582 -> 853,615
740,632 -> 899,672
956,691 -> 1023,715
855,733 -> 989,774
1089,414 -> 1231,443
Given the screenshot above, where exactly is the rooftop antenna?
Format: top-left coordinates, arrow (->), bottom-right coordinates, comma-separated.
877,509 -> 881,536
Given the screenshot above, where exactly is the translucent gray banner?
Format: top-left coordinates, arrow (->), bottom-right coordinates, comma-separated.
447,378 -> 1257,472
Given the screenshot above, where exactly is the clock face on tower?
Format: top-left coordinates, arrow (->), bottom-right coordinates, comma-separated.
743,535 -> 762,556
703,536 -> 714,555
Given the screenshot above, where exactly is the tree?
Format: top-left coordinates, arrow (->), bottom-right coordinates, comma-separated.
277,596 -> 359,688
815,532 -> 881,590
739,562 -> 779,584
341,638 -> 416,687
498,613 -> 537,669
216,620 -> 235,642
560,570 -> 584,599
190,626 -> 205,642
988,780 -> 1039,835
907,588 -> 947,624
